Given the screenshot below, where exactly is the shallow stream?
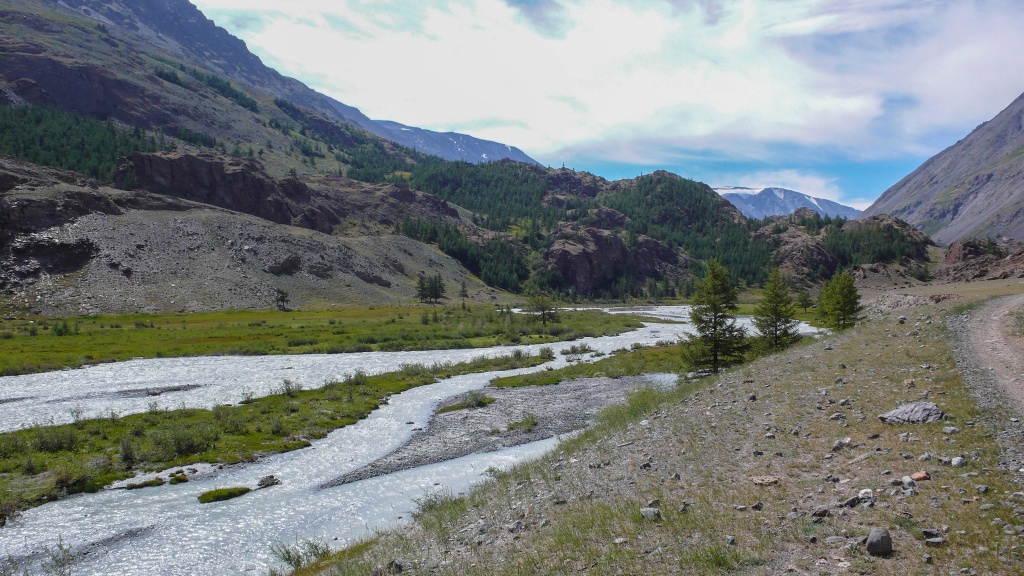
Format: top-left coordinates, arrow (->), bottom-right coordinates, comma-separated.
0,307 -> 819,575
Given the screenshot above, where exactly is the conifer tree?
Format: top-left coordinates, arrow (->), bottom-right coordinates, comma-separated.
753,268 -> 799,351
525,294 -> 559,326
683,259 -> 748,374
416,275 -> 430,303
817,270 -> 861,329
795,290 -> 813,313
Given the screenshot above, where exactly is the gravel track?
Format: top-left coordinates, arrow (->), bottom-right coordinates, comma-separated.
948,293 -> 1024,478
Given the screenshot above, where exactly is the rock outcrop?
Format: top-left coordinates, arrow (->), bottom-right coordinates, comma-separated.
937,238 -> 1024,282
544,224 -> 678,295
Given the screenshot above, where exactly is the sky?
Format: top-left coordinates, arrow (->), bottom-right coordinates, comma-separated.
189,0 -> 1024,209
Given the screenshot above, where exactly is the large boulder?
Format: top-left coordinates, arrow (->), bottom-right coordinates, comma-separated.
878,402 -> 946,424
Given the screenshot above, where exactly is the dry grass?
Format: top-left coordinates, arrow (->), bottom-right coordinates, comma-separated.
309,290 -> 1024,575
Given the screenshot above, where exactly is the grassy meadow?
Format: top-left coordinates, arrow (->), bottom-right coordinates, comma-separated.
0,305 -> 643,376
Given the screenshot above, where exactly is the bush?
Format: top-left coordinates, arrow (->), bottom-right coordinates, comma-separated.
269,537 -> 332,572
197,486 -> 251,503
34,426 -> 77,453
151,424 -> 219,458
538,347 -> 556,361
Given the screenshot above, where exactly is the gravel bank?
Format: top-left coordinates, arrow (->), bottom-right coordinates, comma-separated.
321,374 -> 672,488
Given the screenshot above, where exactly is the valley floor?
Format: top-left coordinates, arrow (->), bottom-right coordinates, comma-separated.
298,283 -> 1024,576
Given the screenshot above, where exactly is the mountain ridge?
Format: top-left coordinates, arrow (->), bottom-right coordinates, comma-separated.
861,90 -> 1024,244
715,186 -> 862,220
51,0 -> 539,165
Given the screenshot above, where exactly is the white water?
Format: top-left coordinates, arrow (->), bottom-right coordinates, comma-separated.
0,308 -> 820,575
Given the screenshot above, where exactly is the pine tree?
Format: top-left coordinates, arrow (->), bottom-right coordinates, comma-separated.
525,294 -> 559,327
753,268 -> 799,351
817,270 -> 861,330
426,273 -> 446,303
795,290 -> 813,313
416,275 -> 430,303
683,259 -> 749,374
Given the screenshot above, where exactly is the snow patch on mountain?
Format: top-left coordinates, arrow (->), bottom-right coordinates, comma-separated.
714,187 -> 862,220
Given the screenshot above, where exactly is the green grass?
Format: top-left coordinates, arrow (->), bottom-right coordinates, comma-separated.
0,352 -> 547,523
197,486 -> 251,503
437,390 -> 495,414
312,289 -> 1024,575
0,305 -> 643,376
491,343 -> 687,387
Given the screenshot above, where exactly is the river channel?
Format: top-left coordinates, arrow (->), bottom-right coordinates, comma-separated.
0,307 -> 819,575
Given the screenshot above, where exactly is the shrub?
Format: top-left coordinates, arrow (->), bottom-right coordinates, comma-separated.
34,426 -> 77,453
538,347 -> 555,361
151,423 -> 219,458
197,486 -> 251,503
269,537 -> 332,572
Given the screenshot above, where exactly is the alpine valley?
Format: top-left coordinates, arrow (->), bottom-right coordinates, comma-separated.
0,0 -> 946,316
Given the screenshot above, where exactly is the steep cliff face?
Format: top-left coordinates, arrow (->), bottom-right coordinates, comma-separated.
862,91 -> 1024,244
114,152 -> 464,237
544,224 -> 678,295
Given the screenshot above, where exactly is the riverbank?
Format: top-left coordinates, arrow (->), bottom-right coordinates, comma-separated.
0,305 -> 644,376
305,290 -> 1024,575
322,374 -> 675,487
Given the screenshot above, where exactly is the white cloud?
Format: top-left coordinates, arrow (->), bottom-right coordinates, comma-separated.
191,0 -> 1024,174
732,169 -> 842,201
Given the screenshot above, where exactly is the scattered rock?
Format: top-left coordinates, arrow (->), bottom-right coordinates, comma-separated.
951,456 -> 968,468
256,475 -> 281,489
865,527 -> 893,556
640,507 -> 661,521
943,426 -> 961,435
878,402 -> 946,424
726,535 -> 736,546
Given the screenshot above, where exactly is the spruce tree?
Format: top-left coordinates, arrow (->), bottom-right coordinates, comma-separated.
817,270 -> 861,329
795,290 -> 813,313
753,268 -> 799,351
684,259 -> 748,374
416,276 -> 430,303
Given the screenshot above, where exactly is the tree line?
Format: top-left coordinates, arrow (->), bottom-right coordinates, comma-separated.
683,261 -> 861,374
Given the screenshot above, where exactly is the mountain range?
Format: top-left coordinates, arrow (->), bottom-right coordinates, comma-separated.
0,0 -> 943,315
6,0 -> 537,166
715,187 -> 862,220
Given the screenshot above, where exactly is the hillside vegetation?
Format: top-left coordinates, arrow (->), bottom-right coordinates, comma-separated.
295,285 -> 1024,576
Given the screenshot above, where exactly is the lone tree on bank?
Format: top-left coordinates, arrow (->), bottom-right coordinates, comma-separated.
683,259 -> 749,374
525,293 -> 559,327
817,270 -> 861,330
753,268 -> 800,351
795,290 -> 813,314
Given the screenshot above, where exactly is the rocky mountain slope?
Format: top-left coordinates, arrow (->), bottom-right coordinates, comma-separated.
862,91 -> 1024,244
0,154 -> 490,315
43,0 -> 537,165
716,186 -> 862,219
